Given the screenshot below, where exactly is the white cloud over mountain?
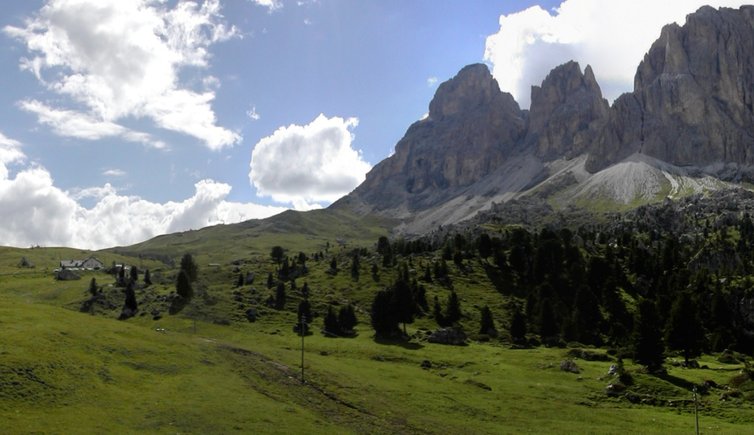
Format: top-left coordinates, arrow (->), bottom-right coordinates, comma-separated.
484,0 -> 749,108
0,131 -> 285,250
4,0 -> 239,150
249,114 -> 371,210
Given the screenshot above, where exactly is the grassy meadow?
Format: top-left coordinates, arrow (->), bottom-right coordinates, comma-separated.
2,212 -> 754,434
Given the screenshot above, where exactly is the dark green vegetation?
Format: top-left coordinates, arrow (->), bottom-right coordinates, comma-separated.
3,199 -> 754,433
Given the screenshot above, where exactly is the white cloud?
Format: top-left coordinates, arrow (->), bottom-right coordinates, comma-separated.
249,0 -> 283,12
427,76 -> 438,87
102,168 -> 126,177
249,114 -> 371,210
19,100 -> 166,148
0,130 -> 285,250
484,0 -> 749,108
246,106 -> 261,121
5,0 -> 240,150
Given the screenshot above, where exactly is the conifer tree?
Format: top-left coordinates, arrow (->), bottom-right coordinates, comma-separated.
236,273 -> 244,287
275,282 -> 286,310
371,289 -> 399,338
665,293 -> 705,364
478,306 -> 496,335
180,253 -> 198,282
445,291 -> 462,325
176,269 -> 193,300
633,299 -> 665,371
143,269 -> 152,286
323,305 -> 340,336
338,304 -> 357,333
510,307 -> 527,344
130,265 -> 138,283
88,277 -> 98,297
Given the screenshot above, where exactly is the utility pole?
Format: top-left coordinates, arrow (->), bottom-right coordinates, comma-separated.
693,385 -> 699,435
300,313 -> 307,384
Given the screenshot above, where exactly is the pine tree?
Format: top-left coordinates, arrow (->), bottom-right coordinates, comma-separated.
510,307 -> 527,344
478,233 -> 492,261
295,299 -> 312,334
267,272 -> 274,289
633,299 -> 665,371
175,270 -> 193,300
270,246 -> 285,268
130,265 -> 138,283
371,289 -> 399,338
323,305 -> 340,336
143,269 -> 152,286
445,291 -> 461,324
120,281 -> 138,320
478,306 -> 496,335
338,304 -> 358,333
236,273 -> 244,287
433,296 -> 447,327
88,277 -> 98,297
351,253 -> 360,280
665,293 -> 705,365
392,279 -> 416,335
180,253 -> 198,282
275,282 -> 286,310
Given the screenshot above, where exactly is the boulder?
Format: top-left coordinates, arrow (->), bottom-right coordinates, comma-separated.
428,327 -> 467,346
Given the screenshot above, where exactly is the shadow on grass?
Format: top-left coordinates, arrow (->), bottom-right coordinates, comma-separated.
656,371 -> 697,391
374,336 -> 424,350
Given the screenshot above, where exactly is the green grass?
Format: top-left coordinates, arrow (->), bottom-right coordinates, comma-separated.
3,207 -> 754,433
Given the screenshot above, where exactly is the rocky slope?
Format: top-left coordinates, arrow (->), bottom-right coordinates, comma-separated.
336,5 -> 754,235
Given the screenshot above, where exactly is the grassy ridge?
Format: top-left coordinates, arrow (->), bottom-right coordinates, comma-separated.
3,206 -> 754,433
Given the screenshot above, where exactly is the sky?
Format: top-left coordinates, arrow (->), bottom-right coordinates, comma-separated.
0,0 -> 748,250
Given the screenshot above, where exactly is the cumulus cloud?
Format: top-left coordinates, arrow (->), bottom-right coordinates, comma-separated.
246,106 -> 261,121
0,130 -> 285,250
427,76 -> 439,87
4,0 -> 240,150
484,0 -> 749,108
249,114 -> 371,210
249,0 -> 283,12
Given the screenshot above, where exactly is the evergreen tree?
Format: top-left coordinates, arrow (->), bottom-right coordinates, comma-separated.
478,233 -> 492,261
371,263 -> 379,281
180,253 -> 198,282
633,299 -> 665,371
665,293 -> 705,364
175,270 -> 193,300
88,277 -> 98,297
270,246 -> 285,268
433,295 -> 447,327
130,265 -> 138,283
143,269 -> 152,286
295,299 -> 312,334
301,281 -> 310,298
510,307 -> 527,344
236,273 -> 244,287
392,280 -> 416,335
351,253 -> 360,280
571,285 -> 603,345
445,291 -> 462,324
330,257 -> 337,272
338,304 -> 358,333
538,298 -> 558,339
323,305 -> 340,336
371,289 -> 399,338
120,280 -> 138,319
266,272 -> 274,289
118,266 -> 126,286
478,306 -> 496,335
275,282 -> 286,310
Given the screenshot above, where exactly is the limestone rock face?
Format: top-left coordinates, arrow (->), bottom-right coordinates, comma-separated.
350,63 -> 525,212
526,61 -> 609,160
588,5 -> 754,170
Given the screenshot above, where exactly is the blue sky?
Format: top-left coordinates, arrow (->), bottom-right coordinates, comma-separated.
0,0 -> 746,249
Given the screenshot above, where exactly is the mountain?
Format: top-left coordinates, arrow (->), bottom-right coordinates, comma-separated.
336,5 -> 754,235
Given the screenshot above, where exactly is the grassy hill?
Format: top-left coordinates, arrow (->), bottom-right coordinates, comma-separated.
3,207 -> 754,433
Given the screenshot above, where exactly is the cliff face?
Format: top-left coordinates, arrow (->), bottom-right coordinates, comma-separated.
588,5 -> 754,171
526,61 -> 609,160
351,64 -> 525,212
342,5 -> 754,223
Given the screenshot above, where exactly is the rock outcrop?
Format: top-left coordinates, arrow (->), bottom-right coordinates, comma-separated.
339,6 -> 754,231
588,5 -> 754,171
526,61 -> 609,160
348,63 -> 525,213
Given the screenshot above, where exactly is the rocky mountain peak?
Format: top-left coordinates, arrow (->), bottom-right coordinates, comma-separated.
428,63 -> 520,121
589,5 -> 754,171
526,61 -> 609,160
